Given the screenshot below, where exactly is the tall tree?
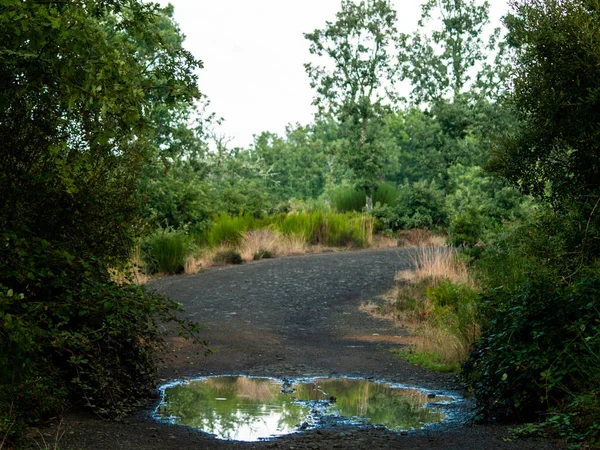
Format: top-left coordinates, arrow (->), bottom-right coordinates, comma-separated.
401,0 -> 508,104
491,0 -> 600,214
305,0 -> 401,210
0,0 -> 203,431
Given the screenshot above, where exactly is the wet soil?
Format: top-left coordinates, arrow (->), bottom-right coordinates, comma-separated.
31,248 -> 565,449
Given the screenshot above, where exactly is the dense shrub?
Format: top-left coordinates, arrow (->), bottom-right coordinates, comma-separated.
0,234 -> 201,443
447,209 -> 486,248
462,213 -> 600,444
395,180 -> 448,229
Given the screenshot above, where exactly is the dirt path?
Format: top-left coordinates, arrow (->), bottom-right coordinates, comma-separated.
38,248 -> 564,450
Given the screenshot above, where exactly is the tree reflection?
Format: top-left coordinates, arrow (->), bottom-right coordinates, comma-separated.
156,377 -> 449,440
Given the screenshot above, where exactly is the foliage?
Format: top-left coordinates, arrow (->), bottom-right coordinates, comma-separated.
491,0 -> 600,213
140,163 -> 214,234
446,165 -> 531,225
447,210 -> 486,248
461,3 -> 600,443
143,229 -> 192,275
330,183 -> 398,212
0,234 -> 202,443
0,0 -> 201,265
305,0 -> 401,209
463,259 -> 600,424
0,0 -> 204,442
396,180 -> 448,229
401,0 -> 509,104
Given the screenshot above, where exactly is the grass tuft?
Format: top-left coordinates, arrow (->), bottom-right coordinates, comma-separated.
144,229 -> 192,275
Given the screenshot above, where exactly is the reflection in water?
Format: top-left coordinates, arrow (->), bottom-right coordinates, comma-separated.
155,376 -> 454,441
155,377 -> 309,441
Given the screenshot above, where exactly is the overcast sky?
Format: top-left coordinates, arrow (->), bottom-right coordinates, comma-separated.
156,1 -> 511,148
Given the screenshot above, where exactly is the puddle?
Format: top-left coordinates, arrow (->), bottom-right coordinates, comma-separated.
154,376 -> 458,441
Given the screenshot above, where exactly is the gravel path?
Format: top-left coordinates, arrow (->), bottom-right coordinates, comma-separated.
37,248 -> 564,450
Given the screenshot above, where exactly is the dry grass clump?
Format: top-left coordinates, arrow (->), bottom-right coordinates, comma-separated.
184,255 -> 201,275
397,229 -> 446,248
239,229 -> 310,260
240,229 -> 280,260
409,246 -> 471,285
276,233 -> 308,256
110,246 -> 150,285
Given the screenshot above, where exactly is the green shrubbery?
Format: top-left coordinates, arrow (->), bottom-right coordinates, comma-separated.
330,183 -> 399,212
460,210 -> 600,446
0,234 -> 201,443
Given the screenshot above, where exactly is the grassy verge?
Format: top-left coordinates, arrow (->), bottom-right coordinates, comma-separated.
384,246 -> 480,373
133,214 -> 447,280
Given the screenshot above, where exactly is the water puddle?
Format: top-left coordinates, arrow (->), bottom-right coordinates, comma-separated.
154,376 -> 458,441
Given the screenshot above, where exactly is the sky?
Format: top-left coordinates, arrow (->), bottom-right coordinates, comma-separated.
156,1 -> 511,149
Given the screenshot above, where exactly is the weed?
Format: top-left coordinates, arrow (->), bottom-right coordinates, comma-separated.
393,348 -> 461,373
253,249 -> 273,260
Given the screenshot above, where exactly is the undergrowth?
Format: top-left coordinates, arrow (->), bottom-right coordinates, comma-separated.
389,247 -> 480,372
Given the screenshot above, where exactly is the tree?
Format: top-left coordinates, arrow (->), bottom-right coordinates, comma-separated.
305,0 -> 401,210
0,0 -> 203,436
0,0 -> 202,262
490,0 -> 600,214
401,0 -> 509,104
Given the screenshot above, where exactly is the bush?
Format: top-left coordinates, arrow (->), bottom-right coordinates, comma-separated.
0,234 -> 201,444
447,209 -> 486,248
212,249 -> 243,265
143,228 -> 192,274
462,213 -> 600,438
396,180 -> 448,229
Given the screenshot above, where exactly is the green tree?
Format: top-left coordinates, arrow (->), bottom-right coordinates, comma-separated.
461,2 -> 600,441
0,0 -> 203,437
305,0 -> 401,210
401,0 -> 508,104
490,0 -> 600,215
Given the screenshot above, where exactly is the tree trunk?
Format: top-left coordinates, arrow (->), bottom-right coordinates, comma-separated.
365,186 -> 373,211
366,193 -> 373,211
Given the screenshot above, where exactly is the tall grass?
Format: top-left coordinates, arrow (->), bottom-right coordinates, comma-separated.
143,229 -> 192,274
199,213 -> 264,247
330,183 -> 399,212
391,246 -> 479,371
272,211 -> 373,248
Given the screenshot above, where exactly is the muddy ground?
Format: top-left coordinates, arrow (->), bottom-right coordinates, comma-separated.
30,248 -> 564,449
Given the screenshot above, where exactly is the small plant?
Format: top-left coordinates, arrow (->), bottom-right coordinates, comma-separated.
253,249 -> 273,260
212,249 -> 243,265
